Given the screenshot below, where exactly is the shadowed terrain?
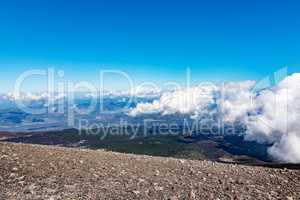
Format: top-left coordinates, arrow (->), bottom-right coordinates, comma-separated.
0,129 -> 271,165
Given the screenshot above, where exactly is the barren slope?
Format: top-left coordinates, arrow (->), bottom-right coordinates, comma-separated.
0,142 -> 299,200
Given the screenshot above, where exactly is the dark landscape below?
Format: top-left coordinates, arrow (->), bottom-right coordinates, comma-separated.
0,128 -> 293,167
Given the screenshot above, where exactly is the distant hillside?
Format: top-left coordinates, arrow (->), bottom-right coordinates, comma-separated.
0,129 -> 271,165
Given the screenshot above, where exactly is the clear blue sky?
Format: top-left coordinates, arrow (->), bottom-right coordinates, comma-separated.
0,0 -> 299,92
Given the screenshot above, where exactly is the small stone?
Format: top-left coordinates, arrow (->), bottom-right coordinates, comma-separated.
24,184 -> 35,194
132,190 -> 140,195
64,184 -> 76,191
18,181 -> 25,185
9,173 -> 16,178
228,178 -> 234,183
189,189 -> 196,199
16,176 -> 25,181
138,178 -> 145,182
46,188 -> 57,194
11,167 -> 18,172
154,186 -> 164,191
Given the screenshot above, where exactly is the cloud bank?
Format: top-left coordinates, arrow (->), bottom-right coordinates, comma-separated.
129,73 -> 300,163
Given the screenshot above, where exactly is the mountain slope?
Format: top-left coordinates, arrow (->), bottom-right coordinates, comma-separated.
0,142 -> 299,200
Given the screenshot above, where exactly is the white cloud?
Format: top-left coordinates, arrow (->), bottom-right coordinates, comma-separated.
245,73 -> 300,163
217,81 -> 256,123
129,83 -> 218,117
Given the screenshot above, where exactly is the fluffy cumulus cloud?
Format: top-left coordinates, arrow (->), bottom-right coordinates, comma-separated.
217,81 -> 256,123
129,73 -> 300,163
246,73 -> 300,163
129,84 -> 218,117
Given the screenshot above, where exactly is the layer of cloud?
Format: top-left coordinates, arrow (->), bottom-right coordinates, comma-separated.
129,73 -> 300,163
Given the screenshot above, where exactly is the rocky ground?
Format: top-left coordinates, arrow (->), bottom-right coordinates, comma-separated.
0,142 -> 299,200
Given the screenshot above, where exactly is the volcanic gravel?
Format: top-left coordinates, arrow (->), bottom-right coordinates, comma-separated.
0,142 -> 299,200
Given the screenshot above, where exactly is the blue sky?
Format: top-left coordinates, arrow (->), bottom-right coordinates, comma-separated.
0,0 -> 299,92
